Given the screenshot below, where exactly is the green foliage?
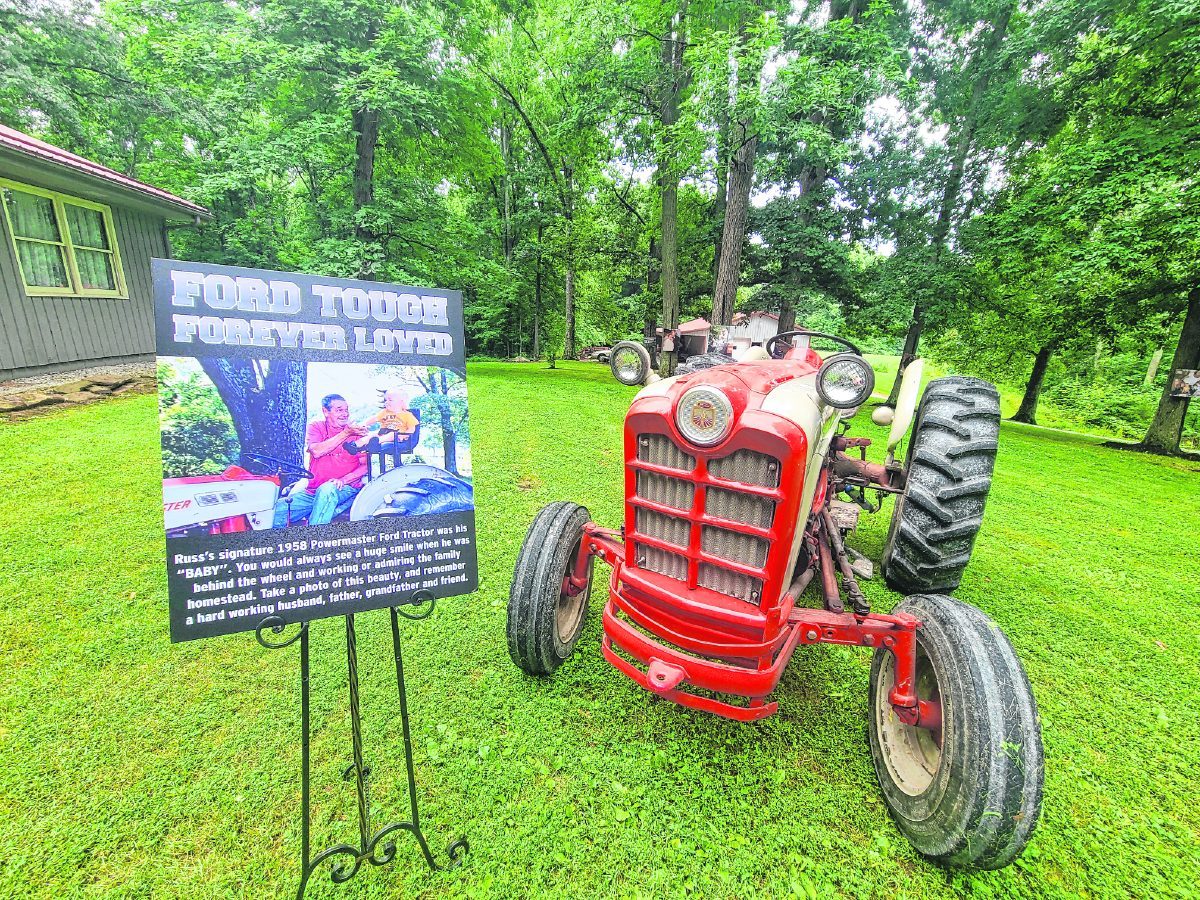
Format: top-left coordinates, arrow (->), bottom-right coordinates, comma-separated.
157,362 -> 239,477
409,367 -> 469,433
2,0 -> 1194,437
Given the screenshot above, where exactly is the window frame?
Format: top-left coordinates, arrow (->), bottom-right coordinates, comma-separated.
0,178 -> 128,299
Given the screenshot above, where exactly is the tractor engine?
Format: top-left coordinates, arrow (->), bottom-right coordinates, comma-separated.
601,357 -> 837,719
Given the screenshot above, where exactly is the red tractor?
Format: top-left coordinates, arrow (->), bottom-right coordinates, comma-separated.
507,331 -> 1042,870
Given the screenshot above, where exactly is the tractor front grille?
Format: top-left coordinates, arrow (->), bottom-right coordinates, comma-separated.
637,434 -> 695,472
631,432 -> 779,604
636,471 -> 694,511
708,449 -> 779,488
705,487 -> 774,529
698,564 -> 763,604
636,508 -> 689,548
637,544 -> 689,581
701,526 -> 769,568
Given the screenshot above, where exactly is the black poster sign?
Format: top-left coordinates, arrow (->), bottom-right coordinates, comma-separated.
154,260 -> 477,641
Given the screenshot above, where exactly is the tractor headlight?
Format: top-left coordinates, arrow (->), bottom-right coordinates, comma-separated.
816,354 -> 875,409
676,386 -> 734,446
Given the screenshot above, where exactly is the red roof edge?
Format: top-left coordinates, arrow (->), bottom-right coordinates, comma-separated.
0,124 -> 210,219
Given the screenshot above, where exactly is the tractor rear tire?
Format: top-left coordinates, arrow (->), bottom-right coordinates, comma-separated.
610,341 -> 652,386
881,376 -> 999,594
507,502 -> 594,676
868,593 -> 1043,870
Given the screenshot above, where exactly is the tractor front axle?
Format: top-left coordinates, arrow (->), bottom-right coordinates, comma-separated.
576,523 -> 927,724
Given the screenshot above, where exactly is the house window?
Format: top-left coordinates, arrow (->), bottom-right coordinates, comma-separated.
0,179 -> 127,298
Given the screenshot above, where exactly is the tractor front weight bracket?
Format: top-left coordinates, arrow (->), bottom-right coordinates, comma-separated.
790,607 -> 923,717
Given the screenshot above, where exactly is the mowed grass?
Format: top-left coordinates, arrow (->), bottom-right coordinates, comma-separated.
0,359 -> 1198,899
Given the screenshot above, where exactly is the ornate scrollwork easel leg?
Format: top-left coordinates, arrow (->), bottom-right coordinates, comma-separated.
255,598 -> 466,900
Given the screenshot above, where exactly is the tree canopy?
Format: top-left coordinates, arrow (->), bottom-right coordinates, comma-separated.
2,0 -> 1197,449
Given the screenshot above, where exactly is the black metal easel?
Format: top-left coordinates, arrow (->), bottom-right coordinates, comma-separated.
256,591 -> 467,900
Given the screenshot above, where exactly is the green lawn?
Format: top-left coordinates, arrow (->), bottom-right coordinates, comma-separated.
1,360 -> 1198,899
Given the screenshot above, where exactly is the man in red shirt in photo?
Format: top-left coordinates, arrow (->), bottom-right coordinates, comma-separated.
273,393 -> 368,527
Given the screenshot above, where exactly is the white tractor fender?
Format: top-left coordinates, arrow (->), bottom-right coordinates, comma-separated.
887,358 -> 925,455
736,346 -> 772,362
633,373 -> 682,399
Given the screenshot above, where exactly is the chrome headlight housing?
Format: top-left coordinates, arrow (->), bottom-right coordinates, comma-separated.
816,353 -> 875,410
676,386 -> 734,446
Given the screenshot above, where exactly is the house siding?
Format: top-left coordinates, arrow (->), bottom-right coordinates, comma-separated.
0,202 -> 167,380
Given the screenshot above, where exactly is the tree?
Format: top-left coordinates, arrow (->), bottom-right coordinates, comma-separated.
739,0 -> 900,334
709,2 -> 777,327
878,0 -> 1028,404
199,359 -> 308,473
0,0 -> 176,167
485,0 -> 618,360
412,367 -> 468,474
996,0 -> 1200,451
656,2 -> 690,376
158,363 -> 240,478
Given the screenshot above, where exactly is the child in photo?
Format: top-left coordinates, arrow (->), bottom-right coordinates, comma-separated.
345,388 -> 419,453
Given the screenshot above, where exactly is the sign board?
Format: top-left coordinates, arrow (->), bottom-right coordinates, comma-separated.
1169,368 -> 1200,399
154,260 -> 477,642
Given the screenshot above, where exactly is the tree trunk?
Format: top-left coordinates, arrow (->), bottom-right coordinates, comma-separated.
713,107 -> 730,289
1140,287 -> 1200,453
658,5 -> 687,377
885,2 -> 1015,401
886,314 -> 922,406
644,236 -> 658,342
712,131 -> 757,327
1144,347 -> 1164,386
564,265 -> 575,360
199,358 -> 307,480
1011,343 -> 1054,425
352,105 -> 381,279
533,218 -> 543,360
711,5 -> 767,329
778,295 -> 796,334
563,165 -> 576,360
500,122 -> 514,265
660,180 -> 680,376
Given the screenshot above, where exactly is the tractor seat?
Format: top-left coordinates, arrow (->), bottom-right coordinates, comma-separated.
364,410 -> 422,482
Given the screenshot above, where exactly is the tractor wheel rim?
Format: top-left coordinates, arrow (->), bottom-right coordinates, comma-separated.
614,348 -> 641,379
556,539 -> 587,644
876,648 -> 943,796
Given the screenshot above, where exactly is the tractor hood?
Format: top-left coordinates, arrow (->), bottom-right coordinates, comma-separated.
631,358 -> 827,453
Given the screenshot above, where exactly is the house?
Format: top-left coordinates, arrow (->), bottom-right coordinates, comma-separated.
0,125 -> 210,380
720,311 -> 780,354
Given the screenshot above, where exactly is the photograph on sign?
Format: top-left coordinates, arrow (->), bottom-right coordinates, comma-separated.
160,358 -> 472,532
153,260 -> 478,642
1169,368 -> 1200,399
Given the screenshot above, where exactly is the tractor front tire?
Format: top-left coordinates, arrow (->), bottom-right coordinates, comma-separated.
610,341 -> 652,386
507,502 -> 594,676
868,593 -> 1043,870
882,376 -> 999,594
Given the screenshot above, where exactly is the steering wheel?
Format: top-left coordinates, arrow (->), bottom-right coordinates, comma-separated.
765,330 -> 863,359
243,452 -> 313,480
